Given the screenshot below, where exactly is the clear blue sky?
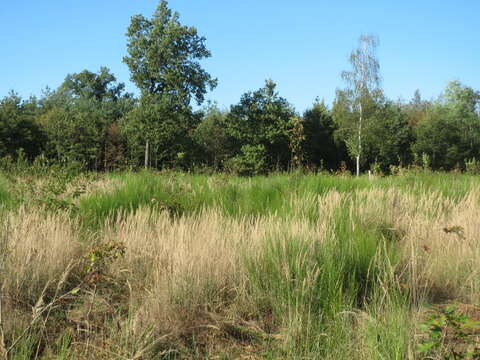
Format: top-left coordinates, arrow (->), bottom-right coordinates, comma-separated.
1,1 -> 479,113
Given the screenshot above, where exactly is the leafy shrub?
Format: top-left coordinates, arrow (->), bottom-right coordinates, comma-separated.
417,306 -> 480,359
224,144 -> 268,176
465,158 -> 480,175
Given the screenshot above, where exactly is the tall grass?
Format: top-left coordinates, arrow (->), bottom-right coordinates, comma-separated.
0,208 -> 82,358
0,172 -> 12,207
1,207 -> 81,302
244,191 -> 411,358
77,171 -> 480,230
2,170 -> 480,358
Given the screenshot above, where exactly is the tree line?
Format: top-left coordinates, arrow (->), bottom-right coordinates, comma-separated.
1,1 -> 479,175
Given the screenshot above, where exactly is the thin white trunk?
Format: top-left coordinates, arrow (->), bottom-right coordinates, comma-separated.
144,139 -> 149,169
357,102 -> 362,177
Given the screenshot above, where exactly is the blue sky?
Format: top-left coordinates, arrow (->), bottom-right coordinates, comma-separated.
1,1 -> 479,113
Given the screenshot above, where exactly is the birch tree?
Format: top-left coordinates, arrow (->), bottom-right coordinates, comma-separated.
339,34 -> 381,176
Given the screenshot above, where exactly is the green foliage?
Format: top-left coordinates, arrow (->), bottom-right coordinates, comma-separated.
224,144 -> 268,176
44,101 -> 107,169
336,34 -> 382,175
1,29 -> 480,176
413,108 -> 469,170
121,97 -> 197,169
302,100 -> 347,170
332,88 -> 382,169
38,68 -> 134,170
85,240 -> 126,273
123,0 -> 217,105
121,0 -> 217,170
365,101 -> 414,172
404,89 -> 431,129
465,158 -> 480,175
421,152 -> 431,171
60,66 -> 128,102
7,333 -> 39,360
104,122 -> 128,171
225,79 -> 296,173
288,115 -> 306,169
412,81 -> 480,171
0,92 -> 46,161
2,165 -> 97,216
3,7 -> 480,355
417,306 -> 480,359
192,103 -> 229,169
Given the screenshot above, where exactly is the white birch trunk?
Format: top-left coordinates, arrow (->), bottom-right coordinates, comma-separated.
144,139 -> 149,169
356,102 -> 362,177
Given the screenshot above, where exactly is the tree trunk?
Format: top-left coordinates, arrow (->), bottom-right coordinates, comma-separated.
144,139 -> 149,169
104,141 -> 107,171
357,103 -> 363,177
356,155 -> 360,177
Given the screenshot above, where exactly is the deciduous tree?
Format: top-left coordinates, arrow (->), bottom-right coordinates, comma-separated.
302,100 -> 346,170
122,0 -> 217,168
225,79 -> 296,174
336,34 -> 382,176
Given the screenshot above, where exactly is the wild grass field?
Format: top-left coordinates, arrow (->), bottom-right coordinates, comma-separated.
0,168 -> 479,359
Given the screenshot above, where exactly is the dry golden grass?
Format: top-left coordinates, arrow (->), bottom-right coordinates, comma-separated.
1,207 -> 81,302
105,206 -> 330,351
348,188 -> 480,303
0,208 -> 82,357
1,184 -> 479,358
396,190 -> 480,303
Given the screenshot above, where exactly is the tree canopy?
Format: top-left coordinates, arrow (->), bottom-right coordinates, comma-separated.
123,0 -> 217,106
336,34 -> 382,175
1,2 -> 479,175
224,79 -> 296,174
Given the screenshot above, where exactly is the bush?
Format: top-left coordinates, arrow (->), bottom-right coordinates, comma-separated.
465,158 -> 480,175
224,144 -> 268,176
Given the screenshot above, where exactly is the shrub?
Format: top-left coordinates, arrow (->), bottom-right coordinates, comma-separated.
224,144 -> 268,176
465,158 -> 480,175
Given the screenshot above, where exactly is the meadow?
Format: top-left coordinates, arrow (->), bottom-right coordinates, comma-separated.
0,167 -> 479,359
